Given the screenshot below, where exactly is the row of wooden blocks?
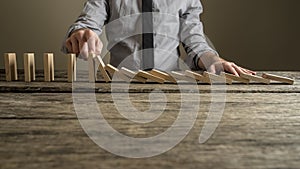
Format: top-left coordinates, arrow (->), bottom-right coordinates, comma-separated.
4,53 -> 55,82
3,53 -> 295,85
3,53 -> 77,83
87,54 -> 294,85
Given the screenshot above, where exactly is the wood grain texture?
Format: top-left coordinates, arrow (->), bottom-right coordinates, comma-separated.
0,71 -> 300,168
0,91 -> 300,169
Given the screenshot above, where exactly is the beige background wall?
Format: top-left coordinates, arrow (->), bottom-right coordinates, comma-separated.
0,0 -> 299,70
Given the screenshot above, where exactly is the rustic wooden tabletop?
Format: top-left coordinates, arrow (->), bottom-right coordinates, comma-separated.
0,70 -> 299,169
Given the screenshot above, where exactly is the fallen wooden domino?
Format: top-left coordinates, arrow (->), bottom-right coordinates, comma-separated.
221,72 -> 250,84
67,54 -> 77,82
105,64 -> 132,82
262,73 -> 294,85
170,71 -> 197,82
105,64 -> 118,75
119,67 -> 147,83
91,54 -> 111,83
203,71 -> 232,84
24,53 -> 36,82
240,73 -> 270,84
149,69 -> 177,83
4,53 -> 18,81
44,53 -> 55,82
136,70 -> 165,84
185,70 -> 210,84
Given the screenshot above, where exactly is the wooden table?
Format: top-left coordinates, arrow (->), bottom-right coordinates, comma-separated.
0,70 -> 299,169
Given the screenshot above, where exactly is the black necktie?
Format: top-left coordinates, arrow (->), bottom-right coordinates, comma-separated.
142,0 -> 154,70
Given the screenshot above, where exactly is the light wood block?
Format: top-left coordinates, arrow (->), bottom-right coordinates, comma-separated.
240,73 -> 270,84
67,54 -> 77,82
105,64 -> 118,75
203,71 -> 232,84
119,67 -> 147,83
4,53 -> 18,81
170,71 -> 196,82
136,70 -> 165,84
262,73 -> 294,85
92,54 -> 111,83
185,70 -> 211,84
24,53 -> 35,82
88,54 -> 96,83
44,53 -> 55,82
221,72 -> 250,84
149,69 -> 177,83
105,64 -> 131,82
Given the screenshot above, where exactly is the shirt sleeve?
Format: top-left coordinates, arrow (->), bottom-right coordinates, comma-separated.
61,0 -> 109,53
179,0 -> 218,70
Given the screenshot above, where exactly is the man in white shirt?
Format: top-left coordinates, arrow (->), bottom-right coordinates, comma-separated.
62,0 -> 255,76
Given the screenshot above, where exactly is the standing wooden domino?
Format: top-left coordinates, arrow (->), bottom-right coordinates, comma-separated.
44,53 -> 54,82
149,69 -> 177,83
88,54 -> 96,82
203,72 -> 232,84
185,70 -> 210,84
262,73 -> 294,85
221,72 -> 250,84
67,53 -> 77,82
136,70 -> 165,84
119,67 -> 147,83
240,73 -> 270,84
24,53 -> 35,82
91,54 -> 111,83
4,53 -> 18,81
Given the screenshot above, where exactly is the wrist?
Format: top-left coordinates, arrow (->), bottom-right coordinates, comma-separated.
197,52 -> 221,70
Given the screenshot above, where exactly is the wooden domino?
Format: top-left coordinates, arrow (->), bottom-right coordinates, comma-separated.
185,70 -> 210,84
221,72 -> 250,84
44,53 -> 54,82
203,72 -> 232,84
119,67 -> 147,83
91,54 -> 111,83
4,53 -> 18,81
240,73 -> 270,84
105,64 -> 118,75
262,73 -> 294,85
149,69 -> 177,83
1,52 -> 296,86
170,71 -> 197,82
136,70 -> 165,84
24,53 -> 35,82
105,64 -> 132,82
67,54 -> 77,82
88,54 -> 96,82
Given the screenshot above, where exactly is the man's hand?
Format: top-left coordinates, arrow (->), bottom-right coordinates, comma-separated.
65,29 -> 102,60
198,52 -> 256,76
